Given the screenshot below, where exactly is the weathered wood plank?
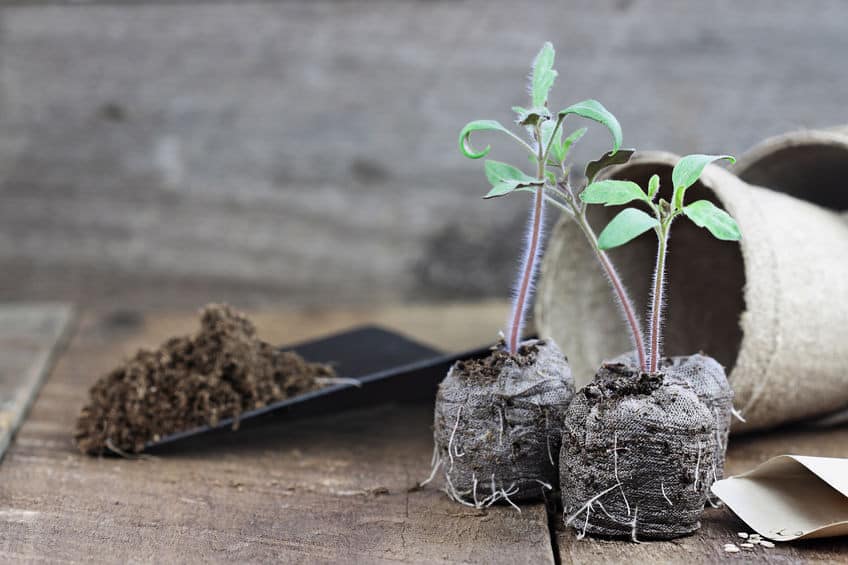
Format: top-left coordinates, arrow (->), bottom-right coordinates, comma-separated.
0,305 -> 554,564
0,303 -> 74,462
2,1 -> 848,308
557,426 -> 848,563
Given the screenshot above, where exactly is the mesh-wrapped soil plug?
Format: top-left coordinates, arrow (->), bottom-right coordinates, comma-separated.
75,304 -> 334,454
561,363 -> 717,540
611,351 -> 732,480
431,339 -> 574,507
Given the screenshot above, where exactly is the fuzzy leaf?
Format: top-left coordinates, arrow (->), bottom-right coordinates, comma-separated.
585,149 -> 636,183
597,208 -> 659,250
482,160 -> 541,199
531,42 -> 558,108
512,105 -> 528,116
683,200 -> 742,241
581,179 -> 649,206
647,174 -> 660,199
671,154 -> 735,209
459,120 -> 515,159
557,100 -> 622,153
485,160 -> 536,185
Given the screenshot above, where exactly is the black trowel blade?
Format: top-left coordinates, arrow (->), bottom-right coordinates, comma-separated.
145,325 -> 492,451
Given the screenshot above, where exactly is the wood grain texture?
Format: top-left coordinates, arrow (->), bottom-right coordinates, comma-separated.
0,303 -> 73,462
2,303 -> 848,563
0,304 -> 555,564
1,1 -> 848,308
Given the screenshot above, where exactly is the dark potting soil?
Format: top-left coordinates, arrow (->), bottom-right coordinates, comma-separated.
454,340 -> 540,383
432,339 -> 574,506
75,304 -> 335,454
560,362 -> 718,539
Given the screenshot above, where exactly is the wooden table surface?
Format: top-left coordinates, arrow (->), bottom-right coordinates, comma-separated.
1,302 -> 847,564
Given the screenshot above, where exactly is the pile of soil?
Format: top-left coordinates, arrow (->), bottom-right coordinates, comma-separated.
560,362 -> 717,539
432,339 -> 574,506
75,304 -> 335,454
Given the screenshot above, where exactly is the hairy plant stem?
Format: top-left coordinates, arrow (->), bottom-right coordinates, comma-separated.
648,224 -> 670,373
545,186 -> 648,372
506,127 -> 547,355
574,212 -> 648,372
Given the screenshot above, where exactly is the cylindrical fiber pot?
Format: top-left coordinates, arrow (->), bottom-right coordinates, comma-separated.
733,126 -> 848,216
536,151 -> 848,432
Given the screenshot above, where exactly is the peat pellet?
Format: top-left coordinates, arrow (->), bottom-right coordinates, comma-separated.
432,339 -> 574,505
561,363 -> 717,539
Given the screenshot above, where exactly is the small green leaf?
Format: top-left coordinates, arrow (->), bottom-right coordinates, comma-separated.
459,120 -> 515,159
683,200 -> 742,241
671,154 -> 735,209
484,160 -> 536,185
581,179 -> 649,206
557,100 -> 622,153
485,181 -> 521,199
531,42 -> 558,108
647,174 -> 660,199
584,149 -> 636,183
512,106 -> 528,116
597,208 -> 659,250
482,160 -> 541,199
561,127 -> 588,160
544,170 -> 557,184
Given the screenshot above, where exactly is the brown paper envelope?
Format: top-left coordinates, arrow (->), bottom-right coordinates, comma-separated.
711,455 -> 848,541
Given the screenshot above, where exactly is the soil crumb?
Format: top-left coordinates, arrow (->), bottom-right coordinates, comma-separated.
75,304 -> 335,454
454,339 -> 541,383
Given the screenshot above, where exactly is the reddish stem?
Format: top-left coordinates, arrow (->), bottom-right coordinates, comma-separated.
597,249 -> 648,372
508,184 -> 545,354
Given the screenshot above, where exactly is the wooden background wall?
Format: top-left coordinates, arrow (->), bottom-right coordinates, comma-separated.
1,1 -> 845,309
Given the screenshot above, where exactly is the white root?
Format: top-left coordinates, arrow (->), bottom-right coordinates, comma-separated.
660,481 -> 673,507
611,433 -> 631,516
564,483 -> 621,528
447,405 -> 463,471
419,447 -> 443,488
629,507 -> 641,544
545,411 -> 554,467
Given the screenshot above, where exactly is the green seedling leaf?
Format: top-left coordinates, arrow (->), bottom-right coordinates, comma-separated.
597,208 -> 659,250
557,100 -> 622,153
541,119 -> 563,161
531,42 -> 557,108
483,160 -> 541,199
581,179 -> 649,206
671,154 -> 735,209
560,127 -> 588,161
647,174 -> 660,199
459,120 -> 516,159
585,149 -> 636,183
545,170 -> 557,184
683,200 -> 742,241
512,106 -> 528,116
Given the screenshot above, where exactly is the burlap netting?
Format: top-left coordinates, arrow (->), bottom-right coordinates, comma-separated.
611,352 -> 732,479
536,151 -> 848,433
560,365 -> 717,539
433,339 -> 574,503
